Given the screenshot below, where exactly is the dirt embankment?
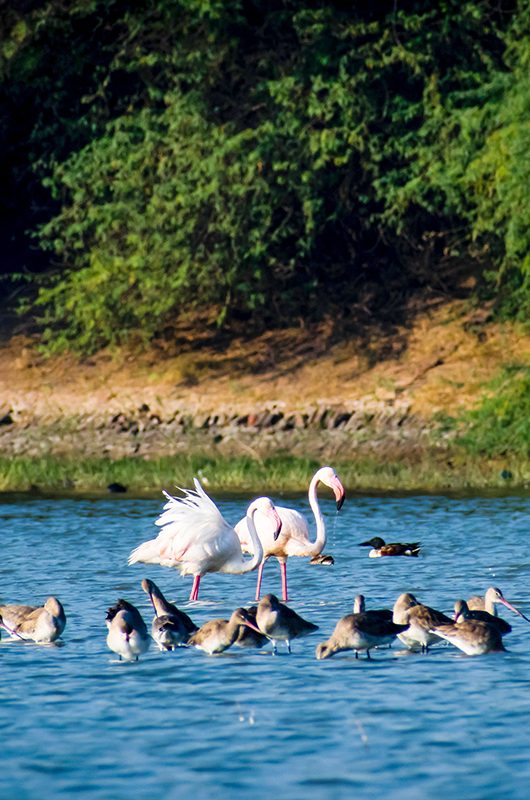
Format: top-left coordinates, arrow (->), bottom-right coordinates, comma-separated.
1,300 -> 528,461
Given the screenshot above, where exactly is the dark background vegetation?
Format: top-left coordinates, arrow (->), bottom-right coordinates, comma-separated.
1,0 -> 528,350
0,0 -> 529,460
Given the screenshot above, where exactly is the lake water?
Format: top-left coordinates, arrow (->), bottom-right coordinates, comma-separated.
2,489 -> 530,800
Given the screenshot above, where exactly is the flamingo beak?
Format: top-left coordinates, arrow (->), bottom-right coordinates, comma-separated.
499,597 -> 530,622
333,481 -> 345,511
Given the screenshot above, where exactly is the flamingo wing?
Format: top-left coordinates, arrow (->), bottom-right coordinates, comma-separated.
129,479 -> 241,574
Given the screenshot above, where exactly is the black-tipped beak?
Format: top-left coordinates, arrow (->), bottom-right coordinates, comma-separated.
273,519 -> 282,541
336,493 -> 345,511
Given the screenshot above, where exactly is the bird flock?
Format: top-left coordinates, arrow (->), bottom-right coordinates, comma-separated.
1,466 -> 529,661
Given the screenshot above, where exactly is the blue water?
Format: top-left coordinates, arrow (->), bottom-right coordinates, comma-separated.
2,491 -> 530,800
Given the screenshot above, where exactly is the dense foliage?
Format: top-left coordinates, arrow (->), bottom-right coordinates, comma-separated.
456,366 -> 530,458
0,0 -> 528,351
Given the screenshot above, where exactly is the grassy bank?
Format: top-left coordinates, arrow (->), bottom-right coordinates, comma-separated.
0,452 -> 528,496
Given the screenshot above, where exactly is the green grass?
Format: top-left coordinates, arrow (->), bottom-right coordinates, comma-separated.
0,451 -> 528,496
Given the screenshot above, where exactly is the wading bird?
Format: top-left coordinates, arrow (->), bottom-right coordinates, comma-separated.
466,587 -> 530,621
0,597 -> 66,643
187,608 -> 264,655
316,594 -> 409,660
129,479 -> 282,601
393,592 -> 452,652
430,607 -> 506,656
106,599 -> 150,661
453,599 -> 512,636
141,577 -> 197,649
235,466 -> 345,602
255,593 -> 318,654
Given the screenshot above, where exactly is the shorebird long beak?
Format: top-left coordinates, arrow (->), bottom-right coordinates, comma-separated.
242,619 -> 273,640
499,597 -> 530,622
242,619 -> 264,635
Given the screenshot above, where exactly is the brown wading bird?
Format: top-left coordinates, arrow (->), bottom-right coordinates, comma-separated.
453,599 -> 513,636
0,597 -> 66,643
235,466 -> 345,602
234,606 -> 269,649
106,599 -> 150,661
360,537 -> 421,558
129,479 -> 282,601
430,607 -> 506,656
255,593 -> 318,654
466,586 -> 530,622
392,592 -> 453,652
141,577 -> 198,650
187,608 -> 263,655
316,594 -> 409,660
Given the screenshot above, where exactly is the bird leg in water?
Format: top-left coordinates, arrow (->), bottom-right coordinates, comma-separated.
189,576 -> 201,602
280,562 -> 288,602
255,561 -> 266,601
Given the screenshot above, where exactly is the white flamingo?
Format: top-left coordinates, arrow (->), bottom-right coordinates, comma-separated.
128,478 -> 282,601
234,466 -> 345,602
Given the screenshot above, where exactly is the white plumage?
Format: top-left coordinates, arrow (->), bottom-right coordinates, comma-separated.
128,478 -> 282,600
235,466 -> 345,601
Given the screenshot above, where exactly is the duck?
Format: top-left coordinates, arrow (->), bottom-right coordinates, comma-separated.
105,599 -> 150,661
392,592 -> 452,651
359,537 -> 420,558
316,594 -> 409,660
141,577 -> 198,650
0,597 -> 66,643
187,608 -> 262,655
255,593 -> 318,654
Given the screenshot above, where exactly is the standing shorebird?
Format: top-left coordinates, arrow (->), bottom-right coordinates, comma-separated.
141,578 -> 198,650
430,605 -> 506,656
466,587 -> 530,622
453,599 -> 513,636
316,595 -> 409,660
187,608 -> 263,655
0,597 -> 66,643
129,479 -> 282,601
106,599 -> 150,661
392,593 -> 452,652
235,466 -> 345,602
255,593 -> 318,654
360,537 -> 420,558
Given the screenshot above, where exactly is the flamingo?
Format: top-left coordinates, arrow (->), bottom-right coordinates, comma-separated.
128,479 -> 282,601
0,597 -> 66,643
235,466 -> 345,602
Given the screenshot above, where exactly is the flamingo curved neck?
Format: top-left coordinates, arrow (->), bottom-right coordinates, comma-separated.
307,475 -> 326,557
239,508 -> 264,573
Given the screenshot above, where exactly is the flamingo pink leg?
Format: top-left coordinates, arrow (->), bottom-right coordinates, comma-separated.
255,561 -> 265,601
189,575 -> 201,601
280,561 -> 288,602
